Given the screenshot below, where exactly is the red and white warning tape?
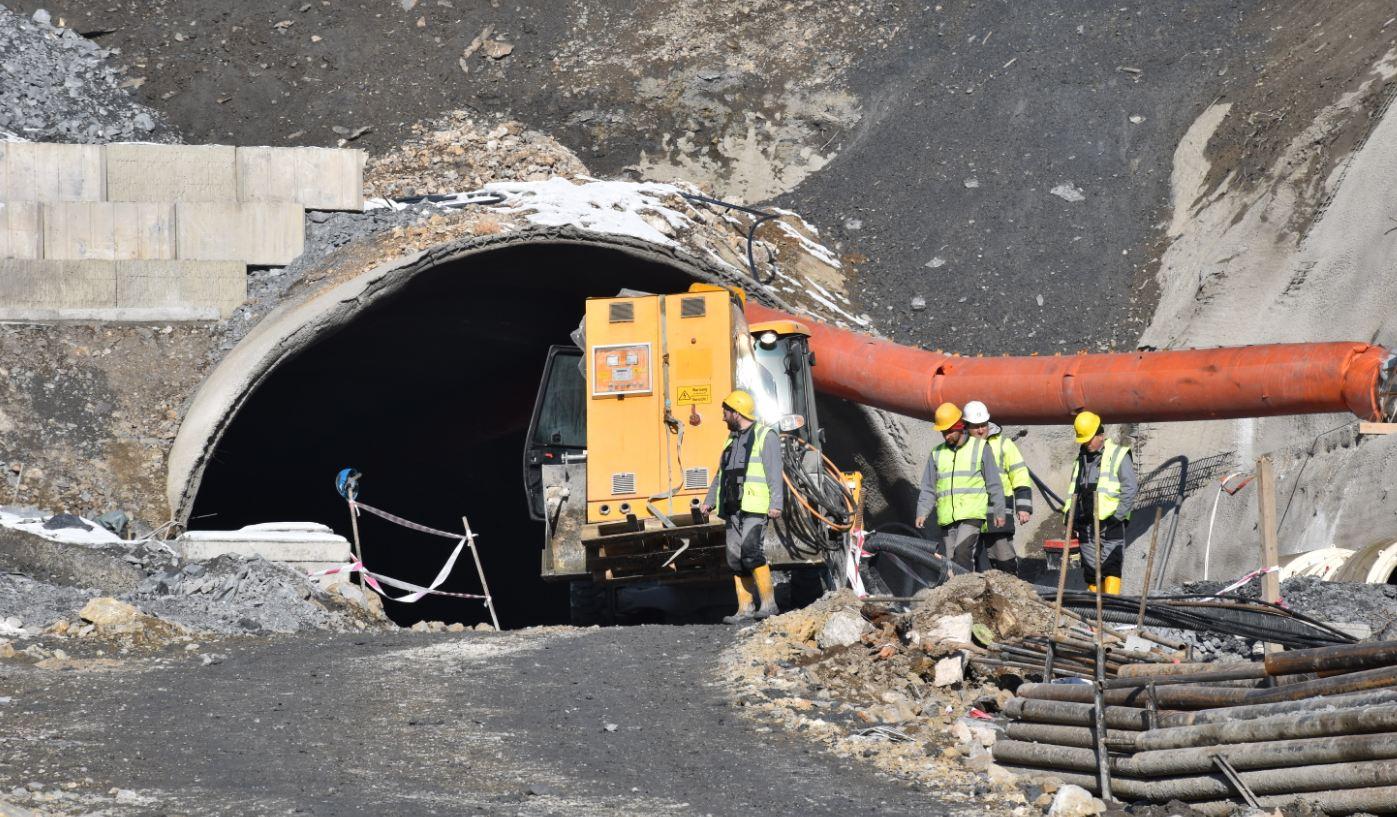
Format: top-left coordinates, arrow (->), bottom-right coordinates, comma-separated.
1214,565 -> 1283,600
349,500 -> 466,540
312,556 -> 490,603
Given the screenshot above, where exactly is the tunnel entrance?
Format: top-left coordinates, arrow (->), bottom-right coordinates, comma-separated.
189,242 -> 699,628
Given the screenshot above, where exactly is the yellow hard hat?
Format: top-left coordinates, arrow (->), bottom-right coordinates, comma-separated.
933,402 -> 963,432
722,389 -> 756,421
1074,410 -> 1102,444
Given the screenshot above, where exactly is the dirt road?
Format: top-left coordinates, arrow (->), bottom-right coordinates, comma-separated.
2,626 -> 964,816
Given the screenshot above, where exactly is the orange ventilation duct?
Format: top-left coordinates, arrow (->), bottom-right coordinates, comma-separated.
744,303 -> 1394,425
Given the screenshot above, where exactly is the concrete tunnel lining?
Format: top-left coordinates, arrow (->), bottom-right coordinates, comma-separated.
167,228 -> 908,625
167,228 -> 758,524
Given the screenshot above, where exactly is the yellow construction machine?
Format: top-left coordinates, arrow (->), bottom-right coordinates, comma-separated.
523,284 -> 858,623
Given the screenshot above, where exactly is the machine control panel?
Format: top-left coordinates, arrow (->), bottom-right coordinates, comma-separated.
591,342 -> 652,396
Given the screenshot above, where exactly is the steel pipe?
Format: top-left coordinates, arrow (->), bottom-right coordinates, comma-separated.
1102,664 -> 1266,689
999,759 -> 1397,802
1003,698 -> 1169,731
1191,785 -> 1397,815
1015,681 -> 1250,709
1130,732 -> 1397,776
1137,703 -> 1397,752
997,732 -> 1397,777
1264,639 -> 1397,677
1019,663 -> 1397,709
1160,687 -> 1397,728
747,303 -> 1396,423
1003,722 -> 1141,749
1117,661 -> 1243,678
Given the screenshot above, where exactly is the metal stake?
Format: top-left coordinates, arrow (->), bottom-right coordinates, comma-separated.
1094,638 -> 1113,801
464,516 -> 501,631
1137,506 -> 1163,627
1051,489 -> 1076,637
1211,754 -> 1261,808
347,497 -> 365,590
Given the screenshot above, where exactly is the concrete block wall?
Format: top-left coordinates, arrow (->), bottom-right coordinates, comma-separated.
0,258 -> 245,320
0,141 -> 364,321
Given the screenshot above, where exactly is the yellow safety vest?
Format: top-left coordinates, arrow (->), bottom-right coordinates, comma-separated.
988,435 -> 1032,496
933,437 -> 989,526
1065,439 -> 1131,521
715,424 -> 772,515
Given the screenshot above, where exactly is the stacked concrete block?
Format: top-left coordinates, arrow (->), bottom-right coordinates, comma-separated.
42,202 -> 176,261
104,143 -> 238,202
0,259 -> 115,314
0,258 -> 245,321
0,202 -> 42,259
176,523 -> 354,579
0,142 -> 104,202
0,140 -> 363,321
115,259 -> 247,319
237,146 -> 365,211
174,202 -> 305,265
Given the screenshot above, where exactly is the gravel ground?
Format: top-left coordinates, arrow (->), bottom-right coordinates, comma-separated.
0,626 -> 971,816
0,3 -> 176,142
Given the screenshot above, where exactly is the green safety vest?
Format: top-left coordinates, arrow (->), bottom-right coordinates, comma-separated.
988,435 -> 1031,496
934,437 -> 989,526
715,424 -> 772,515
1065,439 -> 1131,521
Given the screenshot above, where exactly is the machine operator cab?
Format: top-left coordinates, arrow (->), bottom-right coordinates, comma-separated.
523,285 -> 854,622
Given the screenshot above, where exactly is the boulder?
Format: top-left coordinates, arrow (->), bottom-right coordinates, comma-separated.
932,653 -> 965,687
1047,784 -> 1106,817
924,612 -> 974,647
79,597 -> 141,627
816,610 -> 870,649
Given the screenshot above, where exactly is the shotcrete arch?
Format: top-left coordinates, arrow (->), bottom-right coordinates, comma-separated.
169,229 -> 902,627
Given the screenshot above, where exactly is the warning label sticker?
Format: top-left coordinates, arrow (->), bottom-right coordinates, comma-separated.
675,384 -> 712,405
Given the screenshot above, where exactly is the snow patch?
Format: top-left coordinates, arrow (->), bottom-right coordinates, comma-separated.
483,178 -> 695,247
0,509 -> 123,546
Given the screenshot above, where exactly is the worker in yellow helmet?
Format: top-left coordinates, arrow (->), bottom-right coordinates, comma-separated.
702,389 -> 784,623
1065,411 -> 1137,595
916,401 -> 1006,571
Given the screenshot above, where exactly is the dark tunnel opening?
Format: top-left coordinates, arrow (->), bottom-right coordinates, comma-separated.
189,242 -> 700,628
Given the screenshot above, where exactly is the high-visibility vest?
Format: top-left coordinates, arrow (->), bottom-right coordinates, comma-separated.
988,435 -> 1032,496
715,424 -> 773,514
1065,439 -> 1131,521
933,437 -> 989,526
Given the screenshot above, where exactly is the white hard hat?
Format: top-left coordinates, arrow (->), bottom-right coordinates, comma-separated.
963,400 -> 991,424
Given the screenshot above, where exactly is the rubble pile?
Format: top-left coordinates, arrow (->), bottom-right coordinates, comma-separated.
728,570 -> 1397,816
723,574 -> 1059,812
0,4 -> 176,143
363,113 -> 588,199
1179,575 -> 1397,634
0,509 -> 388,668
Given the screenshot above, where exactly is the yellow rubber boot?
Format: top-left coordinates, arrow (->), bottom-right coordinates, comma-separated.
753,564 -> 779,619
722,575 -> 757,624
1104,576 -> 1122,596
1087,584 -> 1098,593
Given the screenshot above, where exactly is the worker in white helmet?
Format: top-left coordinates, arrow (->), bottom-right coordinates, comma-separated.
963,400 -> 1033,575
916,402 -> 1006,571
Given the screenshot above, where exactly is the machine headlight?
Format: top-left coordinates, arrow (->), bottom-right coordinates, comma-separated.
778,414 -> 806,432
